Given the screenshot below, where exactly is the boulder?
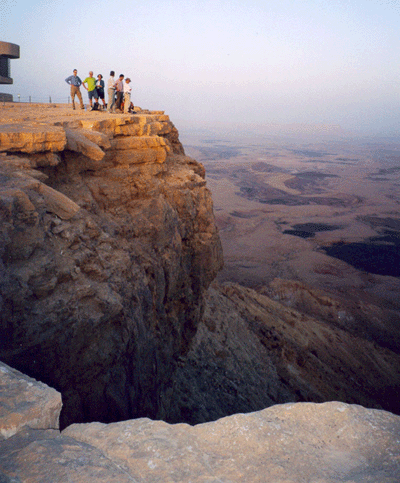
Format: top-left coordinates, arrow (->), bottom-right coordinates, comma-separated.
65,128 -> 106,161
0,361 -> 62,440
35,182 -> 81,220
63,402 -> 400,482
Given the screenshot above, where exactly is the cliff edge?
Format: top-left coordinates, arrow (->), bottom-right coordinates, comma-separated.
0,104 -> 223,427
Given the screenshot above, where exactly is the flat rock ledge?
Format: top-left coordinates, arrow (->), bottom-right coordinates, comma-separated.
0,362 -> 399,483
0,103 -> 180,161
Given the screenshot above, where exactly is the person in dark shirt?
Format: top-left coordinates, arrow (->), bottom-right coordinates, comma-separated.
65,69 -> 84,110
115,74 -> 124,112
95,74 -> 106,109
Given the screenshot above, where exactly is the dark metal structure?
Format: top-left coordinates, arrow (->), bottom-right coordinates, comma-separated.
0,41 -> 20,101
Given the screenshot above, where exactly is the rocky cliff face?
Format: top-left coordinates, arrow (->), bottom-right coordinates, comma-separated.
169,281 -> 400,424
0,106 -> 223,427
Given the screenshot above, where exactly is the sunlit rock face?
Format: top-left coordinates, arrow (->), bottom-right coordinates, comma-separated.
0,107 -> 223,427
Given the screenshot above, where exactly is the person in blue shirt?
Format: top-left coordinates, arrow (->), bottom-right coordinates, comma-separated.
65,69 -> 84,110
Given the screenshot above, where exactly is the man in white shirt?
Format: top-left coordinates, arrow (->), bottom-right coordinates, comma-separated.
107,70 -> 116,113
123,78 -> 132,113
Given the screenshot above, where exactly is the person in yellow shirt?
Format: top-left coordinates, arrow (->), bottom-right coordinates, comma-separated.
82,71 -> 97,109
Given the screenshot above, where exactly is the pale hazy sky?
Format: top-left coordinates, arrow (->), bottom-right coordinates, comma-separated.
1,0 -> 399,134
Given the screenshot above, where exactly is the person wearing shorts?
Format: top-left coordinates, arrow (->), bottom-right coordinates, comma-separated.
95,74 -> 106,109
82,71 -> 97,109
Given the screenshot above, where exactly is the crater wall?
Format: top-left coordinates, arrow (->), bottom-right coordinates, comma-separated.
0,106 -> 223,427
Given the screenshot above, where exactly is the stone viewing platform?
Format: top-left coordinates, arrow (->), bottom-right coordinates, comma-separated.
0,102 -> 163,123
0,103 -> 178,158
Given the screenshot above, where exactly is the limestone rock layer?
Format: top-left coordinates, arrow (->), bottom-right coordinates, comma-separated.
0,108 -> 223,427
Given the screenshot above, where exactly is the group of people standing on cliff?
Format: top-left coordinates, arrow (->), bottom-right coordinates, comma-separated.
65,69 -> 134,114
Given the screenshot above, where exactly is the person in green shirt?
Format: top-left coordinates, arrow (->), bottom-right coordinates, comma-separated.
82,71 -> 97,109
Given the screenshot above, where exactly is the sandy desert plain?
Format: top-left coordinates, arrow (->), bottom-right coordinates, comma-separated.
183,128 -> 400,350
